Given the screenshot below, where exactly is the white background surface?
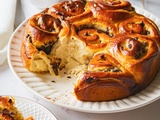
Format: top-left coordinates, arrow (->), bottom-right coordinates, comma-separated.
1,0 -> 160,120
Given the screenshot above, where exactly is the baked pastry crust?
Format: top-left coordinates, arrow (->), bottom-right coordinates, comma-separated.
21,0 -> 160,101
0,96 -> 34,120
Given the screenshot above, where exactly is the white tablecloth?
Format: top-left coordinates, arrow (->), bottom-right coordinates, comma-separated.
0,0 -> 16,65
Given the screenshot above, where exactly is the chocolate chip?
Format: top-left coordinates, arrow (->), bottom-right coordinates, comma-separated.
140,21 -> 145,27
100,54 -> 106,60
52,63 -> 59,75
134,37 -> 138,40
128,44 -> 132,49
37,43 -> 54,55
8,98 -> 12,103
97,29 -> 104,33
67,76 -> 71,78
86,77 -> 93,84
26,34 -> 30,38
146,30 -> 150,35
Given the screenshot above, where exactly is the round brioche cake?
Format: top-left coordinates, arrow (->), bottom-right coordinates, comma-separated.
20,0 -> 160,101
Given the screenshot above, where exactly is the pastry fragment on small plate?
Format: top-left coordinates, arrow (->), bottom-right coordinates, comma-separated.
0,96 -> 34,120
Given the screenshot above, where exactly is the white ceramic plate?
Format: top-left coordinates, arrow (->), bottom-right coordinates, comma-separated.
8,7 -> 160,113
1,96 -> 57,120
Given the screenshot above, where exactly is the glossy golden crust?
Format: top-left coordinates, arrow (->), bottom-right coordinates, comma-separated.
70,17 -> 117,50
74,71 -> 136,101
118,14 -> 160,37
21,0 -> 160,101
48,0 -> 86,18
74,34 -> 160,101
20,11 -> 69,75
86,0 -> 135,22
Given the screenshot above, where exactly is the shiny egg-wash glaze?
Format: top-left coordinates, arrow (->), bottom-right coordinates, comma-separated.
20,0 -> 160,102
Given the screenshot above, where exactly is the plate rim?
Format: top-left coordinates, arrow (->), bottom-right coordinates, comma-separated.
0,95 -> 57,119
7,6 -> 160,113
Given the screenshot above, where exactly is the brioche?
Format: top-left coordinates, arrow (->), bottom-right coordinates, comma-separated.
20,0 -> 160,101
0,96 -> 34,120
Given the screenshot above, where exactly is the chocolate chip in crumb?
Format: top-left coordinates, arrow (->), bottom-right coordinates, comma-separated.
51,80 -> 56,83
52,63 -> 59,75
67,76 -> 71,78
26,34 -> 30,38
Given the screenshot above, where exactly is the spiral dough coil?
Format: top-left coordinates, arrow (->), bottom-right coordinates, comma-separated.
21,0 -> 160,101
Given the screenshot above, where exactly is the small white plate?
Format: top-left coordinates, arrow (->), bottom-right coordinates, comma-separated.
1,96 -> 57,120
8,7 -> 160,113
